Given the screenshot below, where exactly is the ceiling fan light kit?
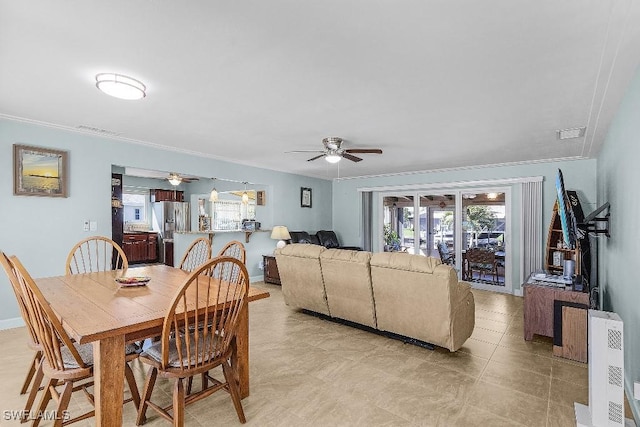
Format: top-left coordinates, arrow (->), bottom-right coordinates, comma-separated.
325,153 -> 341,163
168,173 -> 182,186
288,136 -> 383,164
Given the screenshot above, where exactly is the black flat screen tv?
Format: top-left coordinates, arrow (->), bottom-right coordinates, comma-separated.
555,169 -> 578,249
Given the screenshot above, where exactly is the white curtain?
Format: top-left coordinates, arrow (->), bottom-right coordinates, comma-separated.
362,191 -> 373,251
521,180 -> 543,282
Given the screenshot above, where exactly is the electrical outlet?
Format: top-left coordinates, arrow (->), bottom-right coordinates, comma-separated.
83,220 -> 90,232
634,381 -> 640,400
89,221 -> 97,231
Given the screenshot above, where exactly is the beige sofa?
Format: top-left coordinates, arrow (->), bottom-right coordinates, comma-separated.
276,244 -> 475,351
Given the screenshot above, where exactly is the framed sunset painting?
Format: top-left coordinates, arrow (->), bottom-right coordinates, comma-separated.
13,144 -> 68,197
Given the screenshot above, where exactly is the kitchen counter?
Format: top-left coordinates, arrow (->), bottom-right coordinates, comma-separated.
175,229 -> 271,243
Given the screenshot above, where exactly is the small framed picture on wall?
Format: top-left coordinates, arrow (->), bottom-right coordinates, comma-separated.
301,187 -> 312,208
13,144 -> 68,197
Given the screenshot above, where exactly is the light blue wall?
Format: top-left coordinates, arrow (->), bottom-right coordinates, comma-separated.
332,159 -> 597,291
597,64 -> 640,421
0,118 -> 332,322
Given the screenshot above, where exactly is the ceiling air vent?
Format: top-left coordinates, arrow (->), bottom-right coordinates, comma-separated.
76,125 -> 121,136
556,127 -> 586,140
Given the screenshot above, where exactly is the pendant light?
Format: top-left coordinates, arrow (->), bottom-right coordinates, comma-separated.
209,178 -> 218,202
242,182 -> 249,204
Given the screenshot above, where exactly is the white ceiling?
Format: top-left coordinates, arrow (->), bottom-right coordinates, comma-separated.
1,1 -> 639,180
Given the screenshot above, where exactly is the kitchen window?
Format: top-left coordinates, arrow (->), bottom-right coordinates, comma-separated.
123,192 -> 149,228
211,200 -> 255,230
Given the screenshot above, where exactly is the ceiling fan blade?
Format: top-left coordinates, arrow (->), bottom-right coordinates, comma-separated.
307,154 -> 326,162
342,153 -> 363,162
286,150 -> 325,153
345,149 -> 383,154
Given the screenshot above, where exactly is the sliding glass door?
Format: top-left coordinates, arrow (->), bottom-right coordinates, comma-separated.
380,187 -> 511,292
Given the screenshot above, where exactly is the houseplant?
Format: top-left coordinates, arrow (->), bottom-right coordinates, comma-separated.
383,224 -> 401,252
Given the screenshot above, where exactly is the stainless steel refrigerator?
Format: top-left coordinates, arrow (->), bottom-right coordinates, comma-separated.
152,201 -> 190,264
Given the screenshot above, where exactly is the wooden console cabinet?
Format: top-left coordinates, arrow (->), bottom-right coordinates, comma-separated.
263,255 -> 281,285
523,282 -> 589,362
122,232 -> 158,263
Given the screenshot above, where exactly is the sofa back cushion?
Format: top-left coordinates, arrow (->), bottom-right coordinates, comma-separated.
370,252 -> 461,349
319,249 -> 376,328
275,244 -> 330,315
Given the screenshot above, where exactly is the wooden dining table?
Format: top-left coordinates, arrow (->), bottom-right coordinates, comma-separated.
34,264 -> 270,427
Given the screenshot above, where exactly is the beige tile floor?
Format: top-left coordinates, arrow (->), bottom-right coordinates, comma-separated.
0,285 -> 632,426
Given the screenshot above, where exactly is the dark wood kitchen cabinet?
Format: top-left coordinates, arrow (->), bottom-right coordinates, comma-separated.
150,189 -> 184,202
122,233 -> 158,263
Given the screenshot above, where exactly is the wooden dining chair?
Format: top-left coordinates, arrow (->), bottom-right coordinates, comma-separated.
217,240 -> 246,264
184,240 -> 245,395
0,251 -> 46,422
8,255 -> 141,427
464,247 -> 498,284
65,236 -> 128,274
178,237 -> 212,272
136,257 -> 249,426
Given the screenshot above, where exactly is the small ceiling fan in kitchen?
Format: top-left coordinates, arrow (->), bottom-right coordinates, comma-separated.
286,137 -> 383,163
166,172 -> 199,186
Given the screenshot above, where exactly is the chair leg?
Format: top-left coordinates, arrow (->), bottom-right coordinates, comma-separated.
186,376 -> 193,395
136,367 -> 157,426
201,371 -> 208,391
22,358 -> 44,423
222,361 -> 246,423
53,381 -> 74,427
125,363 -> 141,411
172,378 -> 184,427
32,377 -> 56,427
20,351 -> 42,395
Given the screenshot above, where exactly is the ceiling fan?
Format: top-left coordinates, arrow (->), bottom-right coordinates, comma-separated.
287,137 -> 383,163
167,172 -> 199,185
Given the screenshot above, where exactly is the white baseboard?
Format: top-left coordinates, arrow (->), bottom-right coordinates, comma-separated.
513,288 -> 523,297
249,275 -> 264,283
0,317 -> 25,330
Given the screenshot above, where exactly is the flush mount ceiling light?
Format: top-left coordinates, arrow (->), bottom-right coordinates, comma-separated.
487,192 -> 499,199
556,127 -> 586,140
95,73 -> 146,100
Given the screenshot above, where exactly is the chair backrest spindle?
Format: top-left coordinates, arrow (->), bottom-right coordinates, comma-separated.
160,257 -> 248,372
9,256 -> 88,372
66,236 -> 128,274
178,237 -> 212,272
